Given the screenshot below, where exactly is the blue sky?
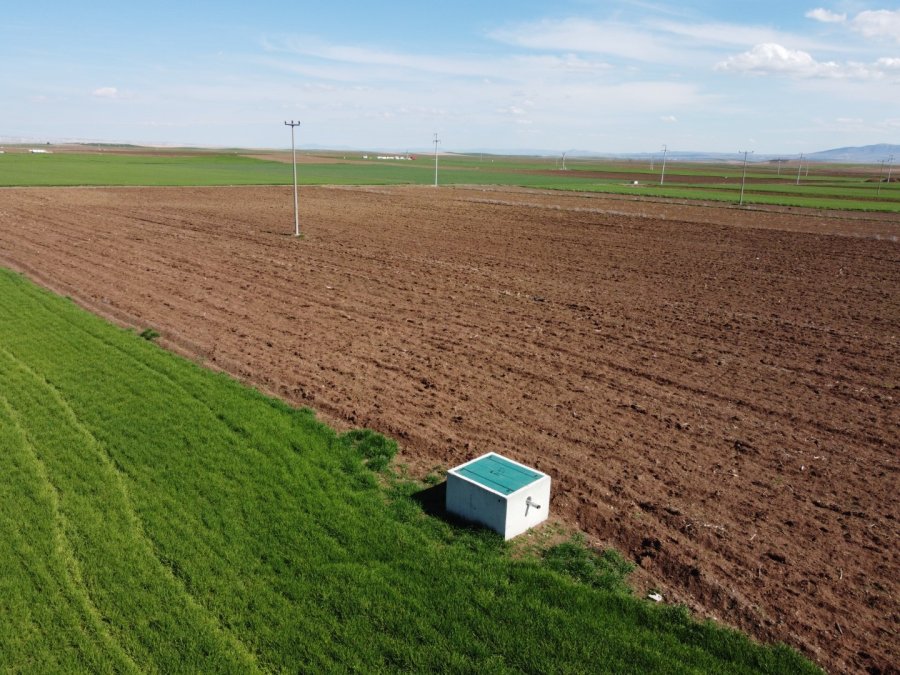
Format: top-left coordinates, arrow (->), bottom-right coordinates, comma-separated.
2,1 -> 898,153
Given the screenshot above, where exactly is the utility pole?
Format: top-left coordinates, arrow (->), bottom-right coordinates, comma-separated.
879,155 -> 895,197
739,150 -> 753,206
660,144 -> 668,186
796,152 -> 804,186
433,132 -> 440,187
284,120 -> 301,237
561,151 -> 568,171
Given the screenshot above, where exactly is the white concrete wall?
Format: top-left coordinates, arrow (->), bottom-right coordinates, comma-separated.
446,473 -> 507,535
503,475 -> 551,540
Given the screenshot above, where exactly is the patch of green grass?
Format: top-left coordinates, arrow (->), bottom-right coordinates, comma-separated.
0,267 -> 821,672
0,153 -> 290,187
339,428 -> 398,472
565,182 -> 900,212
543,535 -> 635,595
423,471 -> 443,486
673,181 -> 900,201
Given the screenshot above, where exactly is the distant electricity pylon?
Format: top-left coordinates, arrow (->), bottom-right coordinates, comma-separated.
738,150 -> 753,206
561,151 -> 569,171
433,133 -> 441,187
796,153 -> 804,186
284,120 -> 301,237
660,144 -> 668,186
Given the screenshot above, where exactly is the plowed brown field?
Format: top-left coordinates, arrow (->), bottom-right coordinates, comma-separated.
1,185 -> 897,673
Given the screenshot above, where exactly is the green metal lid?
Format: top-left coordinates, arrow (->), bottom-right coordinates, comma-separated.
455,454 -> 542,495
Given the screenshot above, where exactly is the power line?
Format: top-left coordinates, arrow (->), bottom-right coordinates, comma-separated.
284,120 -> 301,237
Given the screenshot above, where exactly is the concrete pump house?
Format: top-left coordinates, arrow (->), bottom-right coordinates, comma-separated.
446,453 -> 551,540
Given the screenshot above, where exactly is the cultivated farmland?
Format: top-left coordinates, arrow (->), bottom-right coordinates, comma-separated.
3,269 -> 818,672
0,183 -> 897,672
1,148 -> 899,213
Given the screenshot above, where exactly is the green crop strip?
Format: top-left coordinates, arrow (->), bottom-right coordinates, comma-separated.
0,268 -> 821,672
559,183 -> 900,212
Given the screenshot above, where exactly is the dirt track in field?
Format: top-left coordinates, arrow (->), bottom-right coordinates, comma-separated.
1,185 -> 897,673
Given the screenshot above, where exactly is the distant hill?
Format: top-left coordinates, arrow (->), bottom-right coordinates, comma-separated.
807,144 -> 900,163
562,145 -> 899,164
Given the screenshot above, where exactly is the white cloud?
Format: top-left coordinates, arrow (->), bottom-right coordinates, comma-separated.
805,8 -> 847,24
262,36 -> 495,79
488,18 -> 680,62
852,10 -> 900,42
716,43 -> 900,79
651,19 -> 831,51
489,16 -> 842,69
716,44 -> 830,75
516,54 -> 612,73
262,36 -> 611,83
660,115 -> 677,122
804,9 -> 900,43
92,86 -> 119,99
254,26 -> 716,148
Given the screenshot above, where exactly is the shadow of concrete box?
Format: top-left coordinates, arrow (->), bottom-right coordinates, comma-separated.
446,453 -> 551,540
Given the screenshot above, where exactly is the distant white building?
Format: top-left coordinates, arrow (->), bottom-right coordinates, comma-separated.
29,148 -> 51,154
